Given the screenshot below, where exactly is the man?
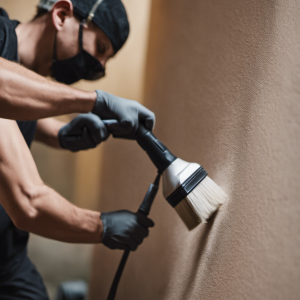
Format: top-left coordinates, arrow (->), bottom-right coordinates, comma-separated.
0,0 -> 155,299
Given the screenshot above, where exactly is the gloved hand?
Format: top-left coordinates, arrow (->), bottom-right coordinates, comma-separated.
100,210 -> 154,251
58,113 -> 109,152
92,90 -> 155,139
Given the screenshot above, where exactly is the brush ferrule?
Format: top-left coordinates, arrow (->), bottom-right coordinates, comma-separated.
166,167 -> 208,208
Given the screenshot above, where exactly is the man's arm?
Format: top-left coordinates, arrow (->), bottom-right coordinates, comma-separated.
0,58 -> 155,139
0,118 -> 154,249
0,57 -> 96,120
0,118 -> 103,243
35,118 -> 66,148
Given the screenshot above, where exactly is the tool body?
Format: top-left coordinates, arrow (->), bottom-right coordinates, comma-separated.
102,120 -> 227,229
132,123 -> 226,229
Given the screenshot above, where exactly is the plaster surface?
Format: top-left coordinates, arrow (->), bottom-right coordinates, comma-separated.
89,0 -> 300,299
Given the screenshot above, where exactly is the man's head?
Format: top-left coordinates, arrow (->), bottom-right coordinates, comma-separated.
38,0 -> 129,54
16,0 -> 129,83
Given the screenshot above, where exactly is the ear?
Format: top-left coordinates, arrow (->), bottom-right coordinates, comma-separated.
51,0 -> 74,31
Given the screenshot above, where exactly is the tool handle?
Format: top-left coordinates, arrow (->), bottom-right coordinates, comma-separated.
135,126 -> 177,173
106,173 -> 161,300
103,120 -> 177,173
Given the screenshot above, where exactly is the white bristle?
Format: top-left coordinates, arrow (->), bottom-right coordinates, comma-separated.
174,176 -> 227,230
174,199 -> 200,230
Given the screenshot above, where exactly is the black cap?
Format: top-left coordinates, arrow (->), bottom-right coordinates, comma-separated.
38,0 -> 129,54
72,0 -> 129,54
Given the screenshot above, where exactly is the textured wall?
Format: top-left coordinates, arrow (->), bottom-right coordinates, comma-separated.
89,0 -> 300,299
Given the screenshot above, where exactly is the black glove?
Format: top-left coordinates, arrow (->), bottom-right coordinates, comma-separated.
92,90 -> 155,139
100,210 -> 154,251
58,113 -> 109,152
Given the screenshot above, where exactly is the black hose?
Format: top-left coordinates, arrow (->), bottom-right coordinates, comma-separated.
106,172 -> 161,300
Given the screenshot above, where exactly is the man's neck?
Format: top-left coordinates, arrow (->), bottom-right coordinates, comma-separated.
15,15 -> 56,76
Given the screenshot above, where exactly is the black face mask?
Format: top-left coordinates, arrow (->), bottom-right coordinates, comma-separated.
52,20 -> 105,85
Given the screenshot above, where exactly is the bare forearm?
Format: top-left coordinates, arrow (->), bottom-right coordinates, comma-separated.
0,118 -> 103,244
35,118 -> 66,148
21,184 -> 103,243
0,58 -> 96,120
2,182 -> 103,243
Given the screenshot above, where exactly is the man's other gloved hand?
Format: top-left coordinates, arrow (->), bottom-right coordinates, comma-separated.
58,113 -> 109,152
100,210 -> 154,251
92,90 -> 155,139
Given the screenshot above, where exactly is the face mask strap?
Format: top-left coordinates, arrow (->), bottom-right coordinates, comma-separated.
53,32 -> 57,61
51,1 -> 106,83
53,0 -> 103,61
53,22 -> 83,62
78,20 -> 85,52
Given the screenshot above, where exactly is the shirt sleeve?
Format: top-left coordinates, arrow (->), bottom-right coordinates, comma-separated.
0,14 -> 19,62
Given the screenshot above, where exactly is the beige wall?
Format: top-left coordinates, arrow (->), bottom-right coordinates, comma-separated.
1,0 -> 151,298
89,0 -> 300,299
